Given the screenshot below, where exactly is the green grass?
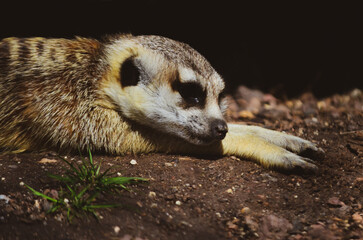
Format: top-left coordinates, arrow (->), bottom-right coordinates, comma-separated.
26,149 -> 148,221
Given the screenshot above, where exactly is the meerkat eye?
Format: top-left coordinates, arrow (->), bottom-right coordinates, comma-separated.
120,57 -> 140,87
174,81 -> 206,107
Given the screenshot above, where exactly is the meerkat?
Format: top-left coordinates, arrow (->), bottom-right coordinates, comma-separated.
0,34 -> 323,172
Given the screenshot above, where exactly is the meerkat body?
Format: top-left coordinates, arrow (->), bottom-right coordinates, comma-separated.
0,35 -> 322,171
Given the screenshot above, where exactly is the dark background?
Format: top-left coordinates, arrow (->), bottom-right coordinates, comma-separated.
1,1 -> 361,98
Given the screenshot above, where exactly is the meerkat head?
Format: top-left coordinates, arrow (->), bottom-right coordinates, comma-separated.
101,35 -> 228,145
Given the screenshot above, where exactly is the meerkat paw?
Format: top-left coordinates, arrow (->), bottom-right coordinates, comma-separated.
228,124 -> 324,157
223,124 -> 324,172
264,149 -> 319,173
275,134 -> 325,157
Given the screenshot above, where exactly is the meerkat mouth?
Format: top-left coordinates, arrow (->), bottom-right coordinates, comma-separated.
184,128 -> 225,146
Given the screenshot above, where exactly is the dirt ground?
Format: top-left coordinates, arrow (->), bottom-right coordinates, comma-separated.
0,87 -> 362,240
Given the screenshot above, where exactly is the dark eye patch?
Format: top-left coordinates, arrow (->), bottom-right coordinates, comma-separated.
172,77 -> 206,108
120,57 -> 140,87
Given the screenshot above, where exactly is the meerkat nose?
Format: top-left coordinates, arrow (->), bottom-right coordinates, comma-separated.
211,119 -> 228,140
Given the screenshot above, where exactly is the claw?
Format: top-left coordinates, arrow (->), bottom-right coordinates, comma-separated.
282,153 -> 319,174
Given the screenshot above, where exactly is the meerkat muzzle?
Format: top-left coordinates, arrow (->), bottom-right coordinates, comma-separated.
210,118 -> 228,140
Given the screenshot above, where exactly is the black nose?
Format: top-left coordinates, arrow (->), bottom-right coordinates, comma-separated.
211,119 -> 228,140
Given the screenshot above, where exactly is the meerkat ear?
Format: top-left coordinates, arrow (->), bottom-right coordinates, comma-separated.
120,57 -> 141,87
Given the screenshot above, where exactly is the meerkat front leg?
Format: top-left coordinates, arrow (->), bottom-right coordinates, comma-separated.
227,124 -> 323,155
220,124 -> 322,172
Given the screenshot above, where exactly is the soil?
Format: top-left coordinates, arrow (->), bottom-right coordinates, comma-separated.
0,88 -> 362,240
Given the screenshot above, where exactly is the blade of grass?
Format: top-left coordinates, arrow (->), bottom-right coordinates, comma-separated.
59,156 -> 83,177
47,173 -> 73,183
88,148 -> 93,166
66,184 -> 76,197
95,162 -> 101,176
25,185 -> 58,203
97,167 -> 113,179
76,184 -> 90,199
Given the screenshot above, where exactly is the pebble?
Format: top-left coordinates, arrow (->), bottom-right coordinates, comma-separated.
180,221 -> 193,227
352,212 -> 363,225
218,198 -> 229,203
226,188 -> 233,194
164,162 -> 173,167
327,197 -> 344,207
259,214 -> 293,239
175,200 -> 182,206
130,159 -> 137,165
148,191 -> 156,198
34,199 -> 41,211
240,207 -> 251,214
38,158 -> 58,164
19,181 -> 24,186
308,224 -> 337,240
0,194 -> 10,204
113,226 -> 120,234
226,221 -> 238,230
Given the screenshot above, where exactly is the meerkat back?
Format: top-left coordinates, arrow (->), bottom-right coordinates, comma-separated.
0,37 -> 108,152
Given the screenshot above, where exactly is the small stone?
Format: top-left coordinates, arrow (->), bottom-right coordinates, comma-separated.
218,198 -> 229,203
352,212 -> 363,225
180,221 -> 193,227
226,188 -> 233,194
240,207 -> 251,214
226,221 -> 238,230
164,194 -> 174,200
327,197 -> 344,207
1,177 -> 5,181
50,190 -> 59,200
195,207 -> 202,214
113,226 -> 120,234
164,162 -> 173,167
245,215 -> 259,232
19,181 -> 24,186
148,191 -> 156,198
34,199 -> 41,211
308,224 -> 337,240
175,200 -> 182,206
259,214 -> 293,239
38,158 -> 58,164
130,159 -> 137,165
215,212 -> 222,218
0,194 -> 10,204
